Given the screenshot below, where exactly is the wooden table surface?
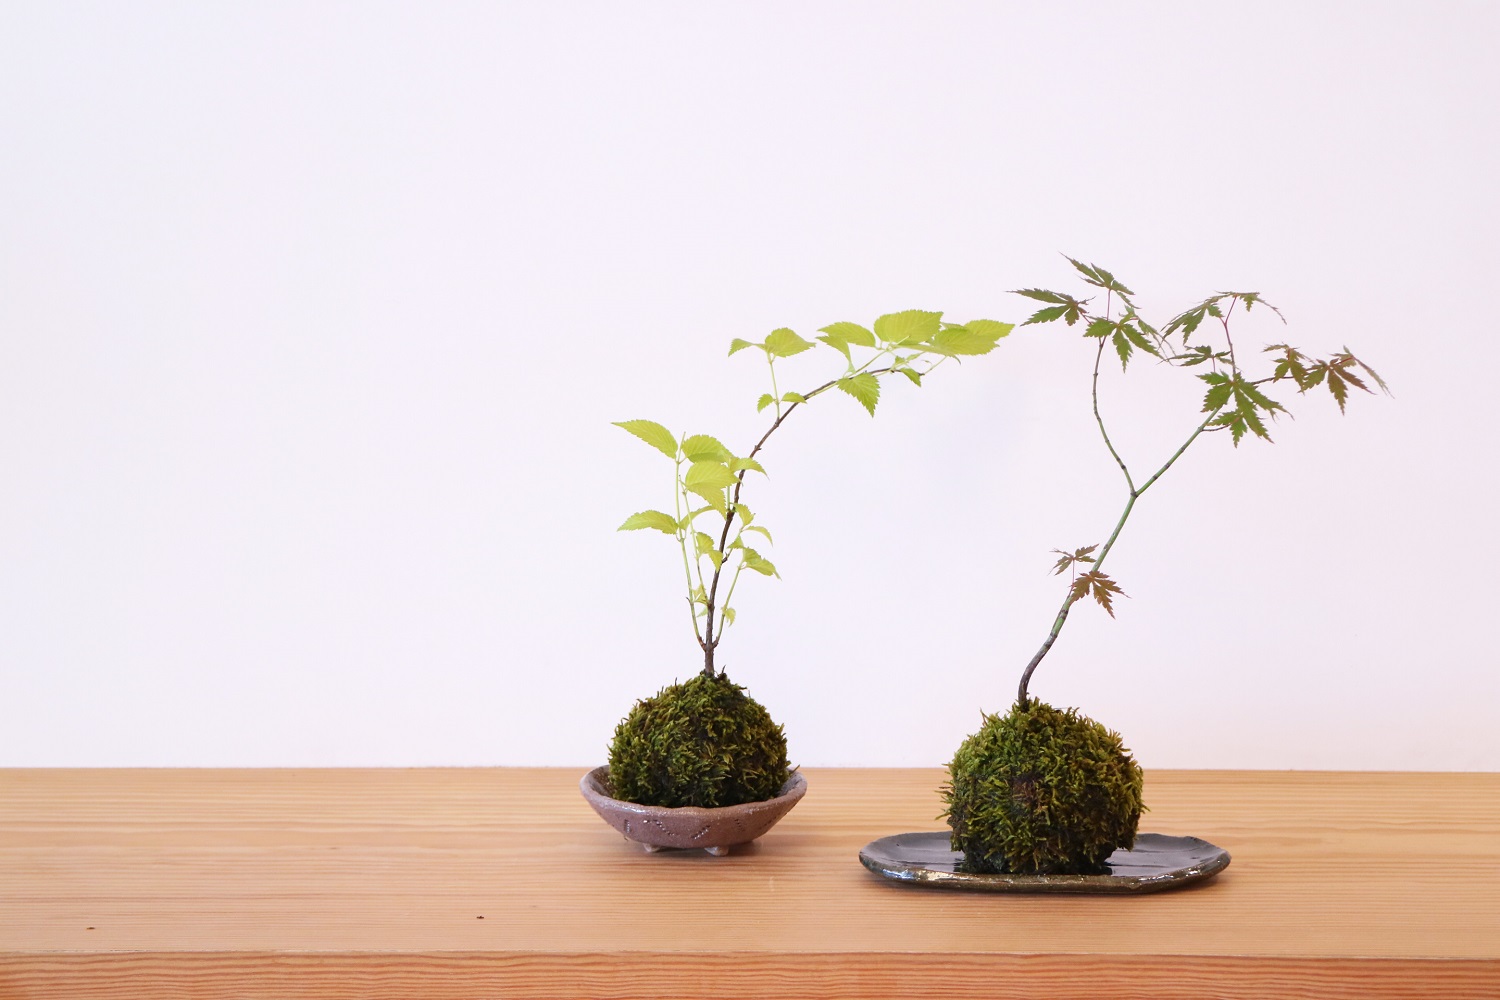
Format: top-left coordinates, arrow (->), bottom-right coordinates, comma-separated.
2,767 -> 1497,999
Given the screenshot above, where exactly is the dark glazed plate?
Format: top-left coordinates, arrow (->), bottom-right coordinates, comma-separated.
860,831 -> 1230,894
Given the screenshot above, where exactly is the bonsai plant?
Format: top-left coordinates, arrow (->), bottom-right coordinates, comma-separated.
938,258 -> 1387,878
584,310 -> 1013,853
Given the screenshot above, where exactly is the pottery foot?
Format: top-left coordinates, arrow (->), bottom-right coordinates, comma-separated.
705,845 -> 730,857
639,842 -> 663,853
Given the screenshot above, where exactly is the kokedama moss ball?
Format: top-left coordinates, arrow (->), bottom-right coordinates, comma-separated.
607,672 -> 791,808
942,700 -> 1144,875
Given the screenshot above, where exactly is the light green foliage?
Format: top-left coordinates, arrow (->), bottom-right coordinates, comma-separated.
942,701 -> 1144,874
607,673 -> 791,808
617,309 -> 1012,675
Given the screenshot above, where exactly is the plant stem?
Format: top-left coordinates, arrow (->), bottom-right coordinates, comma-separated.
1092,339 -> 1136,494
696,361 -> 906,677
673,451 -> 705,649
1015,406 -> 1223,707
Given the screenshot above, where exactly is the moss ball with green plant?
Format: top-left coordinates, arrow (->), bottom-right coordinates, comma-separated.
607,672 -> 792,809
942,700 -> 1144,875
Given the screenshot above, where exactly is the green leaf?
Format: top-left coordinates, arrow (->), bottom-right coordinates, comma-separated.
816,334 -> 852,361
818,321 -> 876,347
837,372 -> 880,416
765,327 -> 814,358
1013,288 -> 1068,304
965,319 -> 1014,342
897,366 -> 922,386
743,524 -> 774,544
874,309 -> 942,345
694,531 -> 724,570
684,461 -> 738,491
730,456 -> 767,476
681,434 -> 732,463
781,391 -> 807,404
1122,321 -> 1158,356
720,606 -> 736,626
1084,318 -> 1113,339
618,510 -> 679,534
932,326 -> 998,356
613,420 -> 678,460
686,483 -> 729,514
741,547 -> 779,577
1199,372 -> 1232,412
677,505 -> 714,530
728,338 -> 759,357
1067,257 -> 1134,297
756,393 -> 775,413
734,503 -> 754,525
1025,305 -> 1070,325
1112,329 -> 1133,369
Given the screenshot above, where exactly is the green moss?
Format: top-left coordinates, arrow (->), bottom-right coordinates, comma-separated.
941,700 -> 1144,875
607,673 -> 792,808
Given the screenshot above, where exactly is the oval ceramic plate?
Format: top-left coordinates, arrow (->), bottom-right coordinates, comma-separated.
860,831 -> 1230,894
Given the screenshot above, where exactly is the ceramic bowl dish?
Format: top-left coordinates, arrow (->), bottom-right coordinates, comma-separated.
580,766 -> 806,856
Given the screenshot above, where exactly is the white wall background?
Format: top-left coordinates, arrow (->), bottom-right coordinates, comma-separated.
2,2 -> 1495,770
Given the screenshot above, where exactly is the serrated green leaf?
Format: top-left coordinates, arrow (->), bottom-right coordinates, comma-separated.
874,309 -> 942,345
765,327 -> 814,358
741,547 -> 779,577
1067,258 -> 1104,285
617,510 -> 679,534
694,531 -> 716,557
728,338 -> 759,357
781,392 -> 806,404
1084,318 -> 1113,339
1200,372 -> 1232,412
684,461 -> 738,491
734,503 -> 753,525
756,392 -> 775,413
1025,305 -> 1069,326
677,505 -> 713,530
730,456 -> 767,476
1122,321 -> 1158,356
837,372 -> 880,416
816,334 -> 852,362
681,434 -> 732,463
965,319 -> 1014,341
1013,288 -> 1068,304
743,524 -> 774,545
932,326 -> 998,356
897,366 -> 922,386
720,606 -> 736,626
613,420 -> 678,459
818,321 -> 876,347
1112,329 -> 1133,369
686,482 -> 729,514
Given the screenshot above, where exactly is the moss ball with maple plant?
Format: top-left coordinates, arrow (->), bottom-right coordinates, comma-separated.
942,700 -> 1144,874
943,258 -> 1385,876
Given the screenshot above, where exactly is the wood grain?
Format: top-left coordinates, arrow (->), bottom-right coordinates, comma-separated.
2,767 -> 1497,998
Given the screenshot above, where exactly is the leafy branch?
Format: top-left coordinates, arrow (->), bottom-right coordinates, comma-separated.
619,309 -> 1014,677
1013,258 -> 1387,707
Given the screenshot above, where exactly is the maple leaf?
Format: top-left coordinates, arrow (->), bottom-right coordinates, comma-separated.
1069,569 -> 1126,617
1050,544 -> 1098,576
